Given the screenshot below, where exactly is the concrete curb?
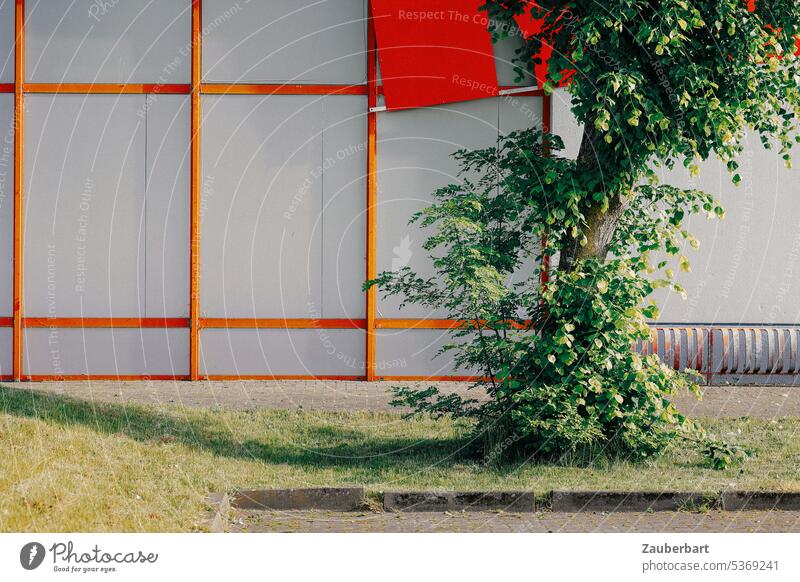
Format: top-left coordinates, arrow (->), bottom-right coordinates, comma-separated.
215,488 -> 800,515
722,491 -> 800,511
232,487 -> 365,511
551,491 -> 718,513
205,492 -> 231,532
383,491 -> 536,512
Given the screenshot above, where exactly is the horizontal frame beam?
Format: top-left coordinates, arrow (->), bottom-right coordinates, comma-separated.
22,317 -> 188,328
202,84 -> 367,95
200,318 -> 367,329
0,84 -> 545,98
23,83 -> 190,94
201,375 -> 365,381
23,375 -> 190,381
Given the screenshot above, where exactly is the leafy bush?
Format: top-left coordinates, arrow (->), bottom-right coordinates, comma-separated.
368,129 -> 723,461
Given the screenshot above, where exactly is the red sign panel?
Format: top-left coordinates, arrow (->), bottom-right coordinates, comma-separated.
513,1 -> 573,88
371,0 -> 499,110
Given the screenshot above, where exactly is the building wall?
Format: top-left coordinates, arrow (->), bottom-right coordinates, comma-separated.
551,88 -> 800,326
1,1 -> 796,380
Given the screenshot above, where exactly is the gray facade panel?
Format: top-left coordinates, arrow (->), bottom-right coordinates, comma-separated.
201,94 -> 365,319
375,329 -> 478,377
0,327 -> 10,376
0,93 -> 11,316
25,0 -> 191,83
320,97 -> 367,318
24,94 -> 147,318
199,329 -> 365,376
145,95 -> 190,317
652,134 -> 800,324
203,0 -> 367,84
0,0 -> 12,84
377,97 -> 542,318
551,87 -> 582,159
23,328 -> 189,375
551,95 -> 800,325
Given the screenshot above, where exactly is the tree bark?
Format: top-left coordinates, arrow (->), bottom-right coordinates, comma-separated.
558,124 -> 630,273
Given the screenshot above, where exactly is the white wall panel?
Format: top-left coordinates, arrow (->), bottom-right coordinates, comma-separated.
653,134 -> 800,325
203,0 -> 367,84
551,87 -> 582,159
377,97 -> 543,318
493,24 -> 535,87
377,100 -> 497,319
145,95 -> 190,317
0,93 -> 12,316
550,97 -> 800,325
0,0 -> 13,84
25,94 -> 188,319
199,329 -> 365,376
375,329 -> 478,377
0,327 -> 10,376
201,95 -> 365,319
23,328 -> 188,375
321,97 -> 367,318
24,95 -> 146,318
25,0 -> 190,83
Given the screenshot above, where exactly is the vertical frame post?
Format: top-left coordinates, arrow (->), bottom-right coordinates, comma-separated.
12,0 -> 24,381
189,0 -> 202,380
540,92 -> 552,293
365,6 -> 377,381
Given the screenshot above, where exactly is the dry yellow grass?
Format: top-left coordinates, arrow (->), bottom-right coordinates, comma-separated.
1,385 -> 798,532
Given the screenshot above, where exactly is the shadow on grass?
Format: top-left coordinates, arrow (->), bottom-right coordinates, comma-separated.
0,385 -> 475,473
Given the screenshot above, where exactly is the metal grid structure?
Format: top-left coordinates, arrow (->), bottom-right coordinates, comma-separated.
2,2 -> 795,385
0,0 -> 546,382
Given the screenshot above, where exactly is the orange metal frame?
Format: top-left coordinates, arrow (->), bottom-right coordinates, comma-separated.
12,0 -> 24,381
189,0 -> 202,380
4,0 -> 549,382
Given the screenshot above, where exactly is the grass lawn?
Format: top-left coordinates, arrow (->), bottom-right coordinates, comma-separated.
1,384 -> 799,532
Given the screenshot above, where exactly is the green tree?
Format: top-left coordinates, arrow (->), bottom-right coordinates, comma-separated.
368,1 -> 799,462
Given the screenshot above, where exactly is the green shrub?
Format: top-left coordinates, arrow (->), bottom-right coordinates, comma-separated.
368,129 -> 718,461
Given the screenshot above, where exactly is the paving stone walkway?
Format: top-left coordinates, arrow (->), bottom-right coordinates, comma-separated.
15,380 -> 800,418
230,509 -> 800,533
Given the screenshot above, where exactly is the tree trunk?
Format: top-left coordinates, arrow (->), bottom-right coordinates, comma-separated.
558,124 -> 630,273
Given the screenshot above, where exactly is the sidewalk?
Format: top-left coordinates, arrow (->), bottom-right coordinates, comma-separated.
15,380 -> 800,418
230,508 -> 800,533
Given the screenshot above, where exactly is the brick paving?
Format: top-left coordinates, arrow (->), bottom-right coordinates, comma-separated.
17,380 -> 800,418
230,509 -> 800,533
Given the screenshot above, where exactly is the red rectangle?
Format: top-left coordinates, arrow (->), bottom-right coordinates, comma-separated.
371,0 -> 498,110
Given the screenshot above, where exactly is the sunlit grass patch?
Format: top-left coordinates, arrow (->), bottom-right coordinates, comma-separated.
1,385 -> 798,532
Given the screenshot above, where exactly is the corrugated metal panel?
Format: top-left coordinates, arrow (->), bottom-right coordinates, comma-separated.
636,327 -> 707,373
23,328 -> 189,375
25,0 -> 190,83
145,95 -> 190,317
202,0 -> 367,84
199,329 -> 365,376
712,327 -> 800,379
24,94 -> 147,317
0,93 -> 12,316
